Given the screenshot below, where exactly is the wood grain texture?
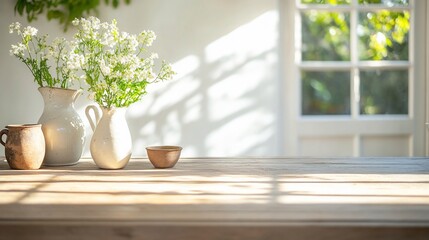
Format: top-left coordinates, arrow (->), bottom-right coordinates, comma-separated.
0,157 -> 428,239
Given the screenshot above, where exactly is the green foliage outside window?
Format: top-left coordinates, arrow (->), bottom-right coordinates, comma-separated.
302,12 -> 350,61
301,0 -> 410,115
302,71 -> 351,115
358,11 -> 409,60
301,0 -> 408,5
301,0 -> 351,5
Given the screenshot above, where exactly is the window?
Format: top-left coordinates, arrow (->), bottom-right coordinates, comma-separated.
299,0 -> 410,116
281,0 -> 426,157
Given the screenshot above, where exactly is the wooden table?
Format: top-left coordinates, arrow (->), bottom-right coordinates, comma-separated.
0,157 -> 428,240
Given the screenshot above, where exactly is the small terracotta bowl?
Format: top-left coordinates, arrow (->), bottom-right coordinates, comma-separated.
146,146 -> 182,168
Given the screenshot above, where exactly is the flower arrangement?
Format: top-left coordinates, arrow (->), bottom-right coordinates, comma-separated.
71,16 -> 175,108
9,22 -> 79,88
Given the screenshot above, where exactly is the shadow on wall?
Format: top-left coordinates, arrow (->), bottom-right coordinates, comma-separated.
122,10 -> 279,157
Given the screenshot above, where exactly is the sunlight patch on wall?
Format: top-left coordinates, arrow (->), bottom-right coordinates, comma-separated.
205,10 -> 278,65
172,54 -> 201,79
208,56 -> 276,122
206,111 -> 275,156
128,54 -> 201,155
128,55 -> 200,118
162,110 -> 182,144
129,10 -> 279,157
203,10 -> 278,156
183,94 -> 203,124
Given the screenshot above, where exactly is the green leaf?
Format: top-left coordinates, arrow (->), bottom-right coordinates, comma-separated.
47,10 -> 63,20
25,4 -> 34,20
14,0 -> 26,15
14,0 -> 132,31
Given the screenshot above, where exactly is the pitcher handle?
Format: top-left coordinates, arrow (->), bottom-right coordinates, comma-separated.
85,105 -> 100,132
0,129 -> 8,147
73,89 -> 83,103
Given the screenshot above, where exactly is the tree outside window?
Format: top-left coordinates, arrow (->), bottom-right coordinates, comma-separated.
300,0 -> 410,116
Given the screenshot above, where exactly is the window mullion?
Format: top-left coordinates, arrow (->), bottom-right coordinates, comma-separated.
350,0 -> 359,119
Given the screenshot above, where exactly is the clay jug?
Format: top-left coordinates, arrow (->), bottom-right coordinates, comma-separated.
0,124 -> 45,170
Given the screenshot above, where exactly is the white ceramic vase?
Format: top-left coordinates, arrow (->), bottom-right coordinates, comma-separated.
85,105 -> 132,169
38,87 -> 85,166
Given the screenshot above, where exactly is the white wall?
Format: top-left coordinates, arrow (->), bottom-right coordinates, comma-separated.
0,0 -> 280,157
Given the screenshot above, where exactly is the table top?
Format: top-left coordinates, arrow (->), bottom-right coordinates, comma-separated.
0,157 -> 429,240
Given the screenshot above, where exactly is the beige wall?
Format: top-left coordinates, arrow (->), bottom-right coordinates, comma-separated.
0,0 -> 280,157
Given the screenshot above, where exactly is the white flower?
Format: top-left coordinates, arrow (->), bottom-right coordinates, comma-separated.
72,19 -> 80,26
120,32 -> 129,40
9,21 -> 84,88
98,82 -> 108,90
9,22 -> 21,34
100,60 -> 111,76
119,55 -> 129,65
79,18 -> 92,34
139,30 -> 156,46
101,22 -> 109,29
111,83 -> 118,92
67,53 -> 84,70
52,37 -> 65,46
9,25 -> 14,34
22,26 -> 38,37
88,16 -> 101,30
10,43 -> 26,57
101,32 -> 115,47
40,52 -> 48,60
127,35 -> 139,51
71,16 -> 175,108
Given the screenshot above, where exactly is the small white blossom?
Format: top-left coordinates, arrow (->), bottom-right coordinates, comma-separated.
40,52 -> 48,60
100,60 -> 111,76
111,83 -> 118,92
71,16 -> 175,108
89,16 -> 101,29
22,26 -> 38,37
101,22 -> 109,29
10,43 -> 26,57
127,35 -> 138,51
138,30 -> 156,46
72,19 -> 80,26
52,37 -> 65,46
67,53 -> 84,70
9,22 -> 21,34
9,22 -> 79,88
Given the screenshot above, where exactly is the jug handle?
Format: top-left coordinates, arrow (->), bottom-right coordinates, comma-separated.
0,129 -> 8,147
73,89 -> 83,102
85,105 -> 100,132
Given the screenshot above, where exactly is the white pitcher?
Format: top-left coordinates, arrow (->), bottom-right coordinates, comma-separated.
85,105 -> 132,169
38,87 -> 85,166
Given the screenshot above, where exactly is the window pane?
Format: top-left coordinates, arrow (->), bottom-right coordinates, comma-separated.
302,71 -> 351,115
360,70 -> 408,115
302,12 -> 350,61
301,0 -> 351,5
359,0 -> 409,6
358,11 -> 410,60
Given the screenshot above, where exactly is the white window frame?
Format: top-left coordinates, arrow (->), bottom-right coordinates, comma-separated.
279,0 -> 427,156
